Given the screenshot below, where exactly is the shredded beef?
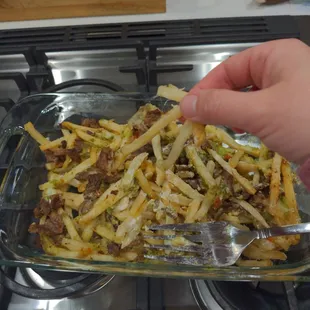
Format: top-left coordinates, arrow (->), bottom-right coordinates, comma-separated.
107,242 -> 120,256
67,148 -> 81,163
61,140 -> 67,149
74,139 -> 84,153
87,130 -> 95,136
102,173 -> 122,184
85,173 -> 104,195
29,212 -> 64,236
96,148 -> 114,173
81,118 -> 100,128
132,123 -> 148,137
75,171 -> 90,181
201,140 -> 212,151
222,170 -> 234,194
144,109 -> 162,128
44,150 -> 65,164
33,195 -> 64,218
185,178 -> 201,190
52,148 -> 67,156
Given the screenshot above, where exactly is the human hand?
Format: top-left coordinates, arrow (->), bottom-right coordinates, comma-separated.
180,39 -> 310,165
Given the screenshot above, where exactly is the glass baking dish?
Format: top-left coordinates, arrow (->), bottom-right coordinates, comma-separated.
1,92 -> 310,281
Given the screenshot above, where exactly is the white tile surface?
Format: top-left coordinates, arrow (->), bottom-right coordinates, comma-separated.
0,0 -> 309,30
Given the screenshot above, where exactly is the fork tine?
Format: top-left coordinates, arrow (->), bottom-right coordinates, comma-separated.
183,234 -> 204,243
149,223 -> 202,232
144,243 -> 203,253
142,234 -> 176,241
144,254 -> 205,266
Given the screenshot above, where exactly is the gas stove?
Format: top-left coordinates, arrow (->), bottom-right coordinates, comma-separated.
0,14 -> 310,310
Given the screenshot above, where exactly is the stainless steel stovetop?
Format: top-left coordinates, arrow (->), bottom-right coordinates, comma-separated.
0,17 -> 308,310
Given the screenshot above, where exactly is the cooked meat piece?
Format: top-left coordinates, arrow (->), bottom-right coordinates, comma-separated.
107,242 -> 120,256
176,171 -> 195,179
52,148 -> 67,156
102,173 -> 122,184
184,178 -> 201,191
81,118 -> 100,128
79,199 -> 94,215
132,123 -> 148,138
248,191 -> 268,208
33,195 -> 64,218
85,173 -> 104,195
177,156 -> 189,165
50,194 -> 65,210
175,164 -> 193,172
74,139 -> 84,153
96,147 -> 114,173
144,109 -> 162,128
222,170 -> 234,194
61,140 -> 67,149
162,143 -> 173,157
75,171 -> 90,181
213,165 -> 223,178
235,190 -> 251,201
67,148 -> 81,163
128,143 -> 153,160
44,150 -> 65,164
29,212 -> 64,236
201,140 -> 212,152
33,198 -> 51,218
267,150 -> 275,159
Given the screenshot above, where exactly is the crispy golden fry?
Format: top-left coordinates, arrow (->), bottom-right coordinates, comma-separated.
152,134 -> 163,161
209,149 -> 256,195
166,170 -> 204,200
94,224 -> 116,242
194,187 -> 217,220
185,145 -> 216,188
231,198 -> 269,228
62,211 -> 82,241
99,119 -> 123,134
281,160 -> 301,224
135,169 -> 155,198
157,84 -> 188,102
76,129 -> 109,148
206,125 -> 259,157
243,244 -> 287,261
269,153 -> 283,219
229,150 -> 245,168
81,219 -> 97,242
163,120 -> 193,170
130,190 -> 147,217
24,122 -> 49,145
121,106 -> 182,157
185,200 -> 201,223
236,161 -> 258,174
206,160 -> 215,176
62,121 -> 101,133
40,136 -> 67,151
236,259 -> 273,267
192,123 -> 206,147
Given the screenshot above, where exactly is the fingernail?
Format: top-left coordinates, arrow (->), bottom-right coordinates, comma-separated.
180,95 -> 198,119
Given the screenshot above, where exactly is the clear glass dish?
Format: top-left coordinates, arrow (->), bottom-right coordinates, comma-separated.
0,92 -> 310,281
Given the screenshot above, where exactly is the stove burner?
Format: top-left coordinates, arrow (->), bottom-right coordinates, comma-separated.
190,280 -> 310,310
44,78 -> 125,93
19,268 -> 114,299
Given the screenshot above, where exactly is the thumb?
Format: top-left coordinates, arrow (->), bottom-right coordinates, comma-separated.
180,89 -> 270,134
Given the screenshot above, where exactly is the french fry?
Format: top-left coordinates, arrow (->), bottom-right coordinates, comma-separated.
185,200 -> 201,223
121,106 -> 182,157
243,244 -> 287,261
40,136 -> 67,151
135,169 -> 155,198
192,123 -> 206,147
24,122 -> 49,145
62,212 -> 82,241
163,120 -> 193,170
157,84 -> 188,102
236,161 -> 258,174
209,149 -> 256,195
81,219 -> 97,242
229,150 -> 244,168
94,224 -> 116,242
152,134 -> 163,161
185,145 -> 216,187
281,160 -> 300,224
121,152 -> 148,190
166,170 -> 204,200
76,129 -> 109,148
62,121 -> 101,133
269,153 -> 282,219
130,190 -> 147,217
236,259 -> 273,267
99,119 -> 123,134
231,198 -> 269,228
194,187 -> 217,220
206,160 -> 215,176
206,125 -> 259,157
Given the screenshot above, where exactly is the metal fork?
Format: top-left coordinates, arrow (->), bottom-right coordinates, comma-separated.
144,222 -> 310,266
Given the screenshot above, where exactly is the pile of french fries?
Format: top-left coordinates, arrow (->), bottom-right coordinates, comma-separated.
25,85 -> 301,267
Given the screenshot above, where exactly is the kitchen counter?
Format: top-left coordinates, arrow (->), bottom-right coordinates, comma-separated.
0,0 -> 309,30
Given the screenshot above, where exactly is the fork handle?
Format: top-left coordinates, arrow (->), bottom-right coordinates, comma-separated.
256,223 -> 310,239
